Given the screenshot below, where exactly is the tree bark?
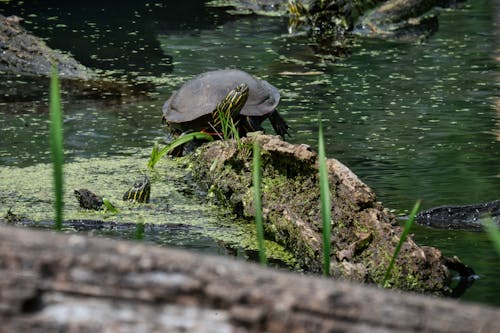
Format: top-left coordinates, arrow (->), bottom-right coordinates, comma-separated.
1,225 -> 498,333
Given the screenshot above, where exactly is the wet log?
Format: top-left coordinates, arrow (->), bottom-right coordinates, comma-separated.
0,225 -> 499,333
416,199 -> 500,230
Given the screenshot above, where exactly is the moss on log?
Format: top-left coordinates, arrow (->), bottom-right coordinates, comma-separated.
191,134 -> 469,294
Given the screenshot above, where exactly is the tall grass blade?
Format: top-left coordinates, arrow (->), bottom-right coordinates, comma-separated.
484,218 -> 500,257
383,200 -> 421,285
49,65 -> 64,230
318,118 -> 331,277
252,140 -> 267,266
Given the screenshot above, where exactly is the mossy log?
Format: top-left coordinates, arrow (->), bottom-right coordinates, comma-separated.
354,0 -> 442,41
0,14 -> 151,102
191,135 -> 470,294
1,225 -> 499,332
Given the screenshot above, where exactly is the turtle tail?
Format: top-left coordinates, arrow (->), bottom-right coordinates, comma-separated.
269,110 -> 290,137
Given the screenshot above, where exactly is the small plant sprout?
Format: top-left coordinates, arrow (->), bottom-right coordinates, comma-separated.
383,200 -> 421,286
252,140 -> 267,266
484,217 -> 500,257
102,198 -> 119,214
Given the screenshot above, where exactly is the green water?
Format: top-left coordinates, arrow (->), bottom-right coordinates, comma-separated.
1,0 -> 499,305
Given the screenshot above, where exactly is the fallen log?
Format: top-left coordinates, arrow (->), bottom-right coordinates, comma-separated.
191,134 -> 470,294
0,225 -> 499,333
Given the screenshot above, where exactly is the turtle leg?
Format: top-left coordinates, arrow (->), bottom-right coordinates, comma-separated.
268,110 -> 290,137
239,115 -> 264,135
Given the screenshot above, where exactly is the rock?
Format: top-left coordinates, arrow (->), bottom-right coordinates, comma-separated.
215,0 -> 298,15
74,189 -> 104,211
191,134 -> 472,295
0,14 -> 153,103
0,14 -> 95,79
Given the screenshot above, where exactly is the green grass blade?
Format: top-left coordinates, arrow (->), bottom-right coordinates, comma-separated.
49,65 -> 64,230
485,217 -> 500,257
148,132 -> 214,169
318,118 -> 331,277
252,140 -> 267,266
102,198 -> 119,214
383,200 -> 421,285
135,222 -> 145,240
147,142 -> 161,170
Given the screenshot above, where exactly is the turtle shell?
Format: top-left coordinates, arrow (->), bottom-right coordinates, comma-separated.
163,69 -> 280,124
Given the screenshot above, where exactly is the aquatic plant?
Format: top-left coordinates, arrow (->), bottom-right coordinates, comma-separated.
252,140 -> 267,265
49,65 -> 64,230
147,132 -> 214,169
318,118 -> 332,277
383,200 -> 421,285
485,217 -> 500,257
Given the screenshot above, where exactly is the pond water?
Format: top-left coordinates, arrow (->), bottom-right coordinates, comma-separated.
1,0 -> 499,306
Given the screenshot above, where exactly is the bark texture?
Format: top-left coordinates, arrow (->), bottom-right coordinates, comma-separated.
1,225 -> 499,333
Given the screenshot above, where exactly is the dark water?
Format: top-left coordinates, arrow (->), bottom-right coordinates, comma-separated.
1,0 -> 499,305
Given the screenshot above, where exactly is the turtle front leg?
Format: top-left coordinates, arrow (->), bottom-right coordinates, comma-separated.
268,110 -> 290,137
239,115 -> 264,135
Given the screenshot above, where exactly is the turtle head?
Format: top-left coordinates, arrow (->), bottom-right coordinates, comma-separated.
217,83 -> 249,118
211,83 -> 249,136
123,175 -> 151,203
231,83 -> 250,99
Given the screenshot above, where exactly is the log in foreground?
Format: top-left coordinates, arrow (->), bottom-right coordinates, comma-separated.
0,226 -> 499,333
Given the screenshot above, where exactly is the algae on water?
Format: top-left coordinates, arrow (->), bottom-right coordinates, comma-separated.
0,149 -> 296,267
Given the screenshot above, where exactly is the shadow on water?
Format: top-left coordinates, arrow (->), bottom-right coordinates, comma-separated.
0,0 -> 499,305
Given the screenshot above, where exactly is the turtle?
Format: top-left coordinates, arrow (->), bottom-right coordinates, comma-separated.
74,175 -> 151,210
74,189 -> 104,210
123,174 -> 151,204
162,69 -> 289,138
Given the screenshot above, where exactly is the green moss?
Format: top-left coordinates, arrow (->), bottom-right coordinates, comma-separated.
364,244 -> 431,293
191,136 -> 452,293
